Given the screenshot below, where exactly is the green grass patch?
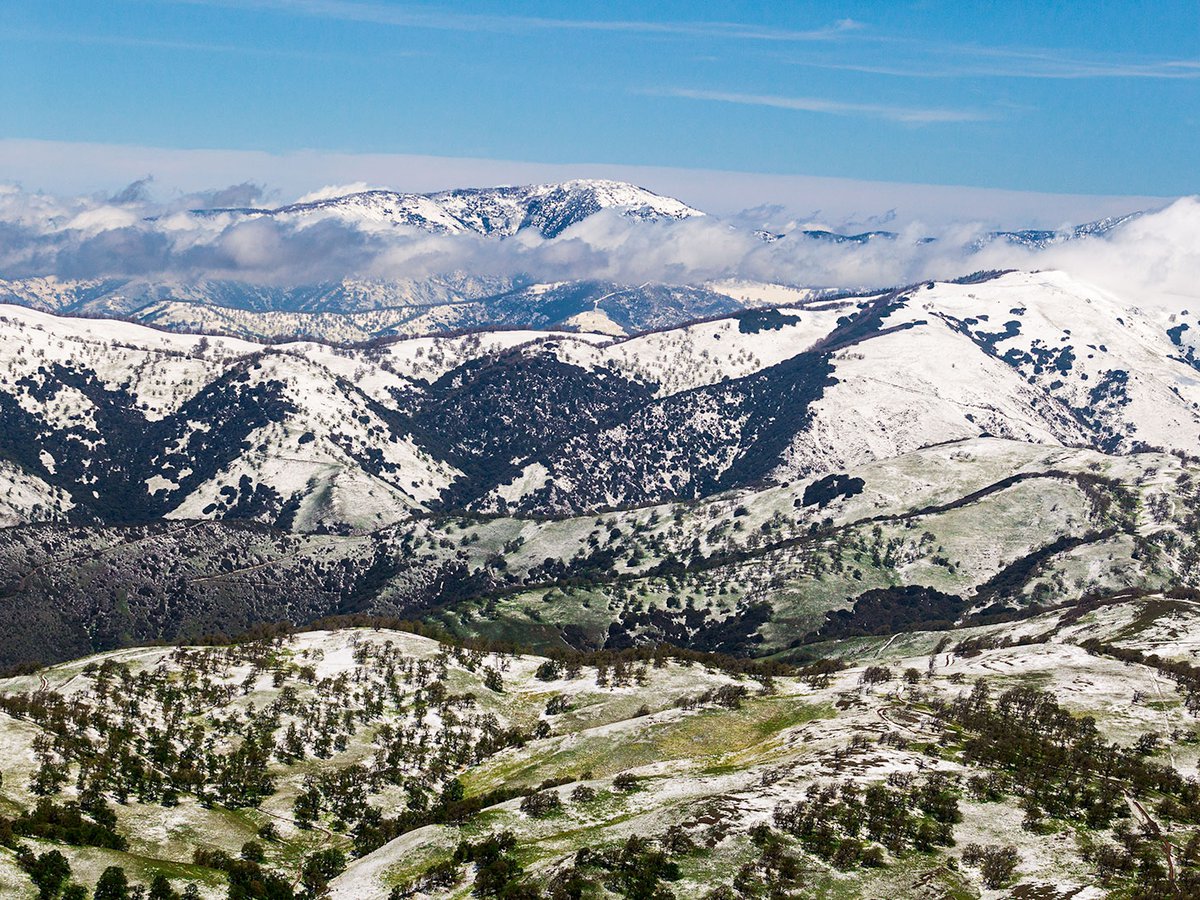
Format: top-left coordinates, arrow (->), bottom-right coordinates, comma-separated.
463,697 -> 832,794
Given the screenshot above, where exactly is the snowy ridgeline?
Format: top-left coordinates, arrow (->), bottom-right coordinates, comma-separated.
184,179 -> 705,237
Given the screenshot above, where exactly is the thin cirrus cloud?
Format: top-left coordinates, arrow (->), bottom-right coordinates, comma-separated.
171,0 -> 863,42
0,27 -> 359,60
782,44 -> 1200,80
656,88 -> 992,124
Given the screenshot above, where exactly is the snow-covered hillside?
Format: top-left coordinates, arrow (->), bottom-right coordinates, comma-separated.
775,269 -> 1200,478
2,269 -> 1200,528
486,270 -> 1200,513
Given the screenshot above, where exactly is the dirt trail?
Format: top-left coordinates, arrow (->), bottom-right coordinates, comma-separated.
875,634 -> 899,658
1149,673 -> 1181,768
10,522 -> 204,594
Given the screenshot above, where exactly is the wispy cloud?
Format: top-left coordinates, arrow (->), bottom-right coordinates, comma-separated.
655,88 -> 992,124
165,2 -> 1199,82
0,27 -> 362,60
169,0 -> 862,42
783,44 -> 1200,81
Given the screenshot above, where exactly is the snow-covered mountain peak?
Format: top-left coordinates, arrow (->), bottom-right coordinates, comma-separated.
192,179 -> 703,238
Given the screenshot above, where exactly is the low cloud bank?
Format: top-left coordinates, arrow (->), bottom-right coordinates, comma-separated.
0,182 -> 1196,310
1021,197 -> 1200,309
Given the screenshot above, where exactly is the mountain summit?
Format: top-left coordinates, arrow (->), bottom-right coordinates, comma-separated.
190,179 -> 704,238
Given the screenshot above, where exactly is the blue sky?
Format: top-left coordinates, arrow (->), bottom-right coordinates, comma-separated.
1,0 -> 1197,200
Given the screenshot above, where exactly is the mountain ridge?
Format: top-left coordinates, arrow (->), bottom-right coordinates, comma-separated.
184,178 -> 705,238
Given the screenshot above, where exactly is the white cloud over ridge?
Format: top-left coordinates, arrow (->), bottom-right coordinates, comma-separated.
293,182 -> 375,204
0,180 -> 1196,315
1025,198 -> 1200,309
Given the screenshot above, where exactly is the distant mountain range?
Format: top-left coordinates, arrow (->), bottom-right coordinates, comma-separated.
0,179 -> 1151,343
0,275 -> 753,340
182,177 -> 1138,249
785,212 -> 1141,249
